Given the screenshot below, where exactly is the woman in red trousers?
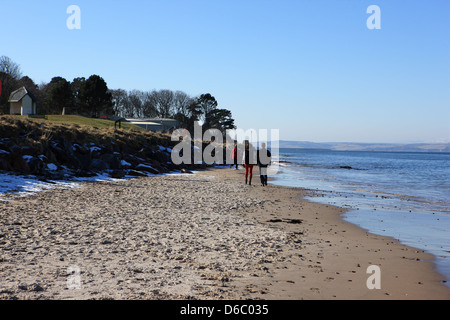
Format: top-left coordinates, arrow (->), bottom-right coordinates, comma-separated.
243,140 -> 256,185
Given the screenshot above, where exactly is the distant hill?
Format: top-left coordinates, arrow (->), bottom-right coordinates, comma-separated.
276,140 -> 450,153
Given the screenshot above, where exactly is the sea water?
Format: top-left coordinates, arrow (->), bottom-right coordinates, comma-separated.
270,148 -> 450,287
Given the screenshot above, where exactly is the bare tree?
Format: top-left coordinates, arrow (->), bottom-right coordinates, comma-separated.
142,91 -> 158,118
154,89 -> 175,118
110,89 -> 131,118
173,90 -> 192,116
0,56 -> 23,80
128,90 -> 145,118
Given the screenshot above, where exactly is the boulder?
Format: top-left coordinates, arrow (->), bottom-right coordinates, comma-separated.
111,170 -> 126,179
122,154 -> 139,167
136,147 -> 154,159
45,149 -> 59,166
25,156 -> 45,173
74,153 -> 91,171
135,163 -> 159,175
89,144 -> 103,157
12,154 -> 30,173
63,141 -> 75,156
73,143 -> 89,155
21,146 -> 36,156
101,153 -> 121,170
90,159 -> 109,171
149,159 -> 162,170
65,155 -> 82,170
120,159 -> 132,168
9,144 -> 22,156
46,163 -> 58,171
74,169 -> 97,178
153,150 -> 170,164
0,153 -> 13,171
49,141 -> 69,164
0,141 -> 11,153
128,170 -> 148,177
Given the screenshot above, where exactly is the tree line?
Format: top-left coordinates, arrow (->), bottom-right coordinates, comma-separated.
0,56 -> 236,133
111,90 -> 235,134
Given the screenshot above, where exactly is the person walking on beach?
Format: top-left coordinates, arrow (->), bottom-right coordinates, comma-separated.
230,141 -> 238,169
257,142 -> 271,186
243,140 -> 256,185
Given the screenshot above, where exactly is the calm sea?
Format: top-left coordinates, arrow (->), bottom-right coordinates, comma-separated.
271,148 -> 450,287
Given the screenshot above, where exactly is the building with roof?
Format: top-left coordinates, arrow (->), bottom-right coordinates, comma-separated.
125,118 -> 179,132
9,87 -> 38,115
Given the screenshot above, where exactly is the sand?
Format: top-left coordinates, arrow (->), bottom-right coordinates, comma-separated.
0,167 -> 449,300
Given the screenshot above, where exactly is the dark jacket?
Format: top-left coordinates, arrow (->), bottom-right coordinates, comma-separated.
257,148 -> 272,167
243,146 -> 257,165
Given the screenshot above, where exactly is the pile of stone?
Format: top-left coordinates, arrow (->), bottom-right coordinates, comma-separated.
0,137 -> 196,180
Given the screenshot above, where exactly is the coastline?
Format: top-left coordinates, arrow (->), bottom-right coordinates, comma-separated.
270,149 -> 450,290
210,168 -> 450,299
0,167 -> 449,300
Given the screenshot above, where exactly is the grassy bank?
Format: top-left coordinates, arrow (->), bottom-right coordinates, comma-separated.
0,115 -> 228,177
9,115 -> 145,131
0,115 -> 178,175
0,115 -> 170,150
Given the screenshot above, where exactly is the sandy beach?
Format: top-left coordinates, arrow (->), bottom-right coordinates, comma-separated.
0,167 -> 449,300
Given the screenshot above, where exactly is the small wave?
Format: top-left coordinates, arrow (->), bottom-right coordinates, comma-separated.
350,189 -> 421,199
338,166 -> 368,171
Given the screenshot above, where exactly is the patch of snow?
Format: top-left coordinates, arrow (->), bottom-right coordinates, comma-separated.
0,172 -> 81,200
121,160 -> 131,167
136,164 -> 156,170
158,146 -> 172,153
47,163 -> 58,171
22,155 -> 33,161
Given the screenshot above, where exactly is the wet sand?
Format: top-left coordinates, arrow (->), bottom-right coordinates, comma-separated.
0,167 -> 449,300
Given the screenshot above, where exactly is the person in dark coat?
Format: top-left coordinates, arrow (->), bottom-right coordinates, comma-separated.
257,142 -> 271,186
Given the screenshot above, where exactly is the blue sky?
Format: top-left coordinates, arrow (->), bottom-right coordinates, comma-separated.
2,0 -> 449,143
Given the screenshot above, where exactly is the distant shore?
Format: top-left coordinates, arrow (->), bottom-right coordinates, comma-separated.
277,141 -> 450,153
0,167 -> 449,300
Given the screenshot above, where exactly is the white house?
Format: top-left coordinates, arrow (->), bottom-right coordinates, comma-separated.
9,87 -> 38,115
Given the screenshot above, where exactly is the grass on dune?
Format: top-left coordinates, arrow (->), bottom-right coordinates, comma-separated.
38,115 -> 145,131
0,115 -> 173,153
4,115 -> 144,131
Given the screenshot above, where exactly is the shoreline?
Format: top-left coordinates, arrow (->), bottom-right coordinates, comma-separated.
269,168 -> 450,289
0,167 -> 449,299
209,167 -> 450,299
